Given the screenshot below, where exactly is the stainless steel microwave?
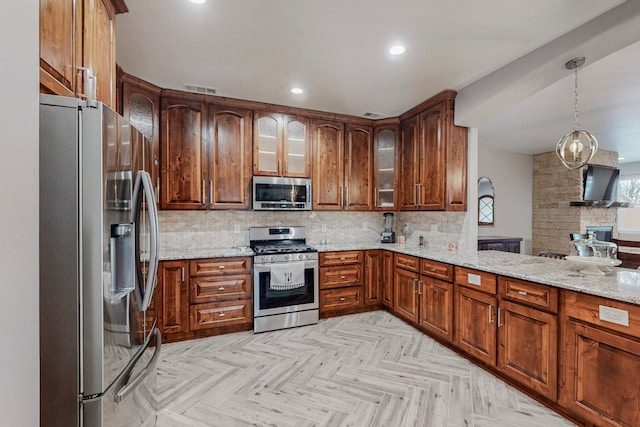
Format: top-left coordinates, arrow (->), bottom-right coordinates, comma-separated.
252,176 -> 312,210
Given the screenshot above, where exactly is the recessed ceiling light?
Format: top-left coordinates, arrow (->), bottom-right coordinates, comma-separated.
291,87 -> 304,95
389,45 -> 406,55
189,0 -> 206,4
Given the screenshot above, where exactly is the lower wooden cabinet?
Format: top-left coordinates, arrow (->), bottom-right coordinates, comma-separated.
158,257 -> 252,342
454,285 -> 497,365
157,260 -> 189,335
382,251 -> 394,308
418,276 -> 453,341
364,250 -> 382,305
393,262 -> 420,323
320,250 -> 369,317
560,291 -> 640,426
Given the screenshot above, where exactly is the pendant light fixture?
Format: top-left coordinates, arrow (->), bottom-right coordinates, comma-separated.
556,57 -> 598,169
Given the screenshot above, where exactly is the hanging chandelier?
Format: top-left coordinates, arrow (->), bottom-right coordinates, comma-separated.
556,57 -> 598,170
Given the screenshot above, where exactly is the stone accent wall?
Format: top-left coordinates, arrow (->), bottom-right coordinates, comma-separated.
158,210 -> 468,252
532,149 -> 618,255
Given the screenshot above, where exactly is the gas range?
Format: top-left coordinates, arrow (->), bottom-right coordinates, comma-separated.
249,226 -> 318,264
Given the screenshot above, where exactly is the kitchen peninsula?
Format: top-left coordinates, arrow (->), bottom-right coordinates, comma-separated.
159,242 -> 640,427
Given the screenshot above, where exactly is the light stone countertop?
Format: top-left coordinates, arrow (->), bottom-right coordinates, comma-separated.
160,242 -> 640,306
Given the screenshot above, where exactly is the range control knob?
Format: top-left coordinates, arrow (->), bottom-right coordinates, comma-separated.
271,255 -> 277,262
284,254 -> 291,261
297,254 -> 305,260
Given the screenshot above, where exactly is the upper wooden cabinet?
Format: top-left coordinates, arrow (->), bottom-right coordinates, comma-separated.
253,112 -> 310,177
208,106 -> 252,209
121,73 -> 161,200
40,0 -> 126,108
399,95 -> 467,211
312,120 -> 373,210
160,96 -> 252,210
373,124 -> 399,210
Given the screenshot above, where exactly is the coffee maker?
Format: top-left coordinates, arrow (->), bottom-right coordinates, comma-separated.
380,212 -> 396,243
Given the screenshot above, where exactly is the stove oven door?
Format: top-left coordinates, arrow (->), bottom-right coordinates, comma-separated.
254,258 -> 319,317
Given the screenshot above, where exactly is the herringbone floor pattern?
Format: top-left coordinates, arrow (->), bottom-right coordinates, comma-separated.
156,311 -> 576,427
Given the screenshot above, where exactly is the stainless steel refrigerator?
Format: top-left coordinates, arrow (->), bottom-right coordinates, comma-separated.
39,95 -> 160,427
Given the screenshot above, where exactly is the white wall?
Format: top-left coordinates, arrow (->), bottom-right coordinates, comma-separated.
477,146 -> 533,254
620,161 -> 640,175
0,1 -> 39,425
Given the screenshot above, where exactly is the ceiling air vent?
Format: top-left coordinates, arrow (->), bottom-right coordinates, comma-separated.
184,83 -> 217,95
363,111 -> 384,119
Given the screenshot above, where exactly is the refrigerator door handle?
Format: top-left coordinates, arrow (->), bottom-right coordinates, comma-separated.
114,328 -> 161,404
133,170 -> 159,312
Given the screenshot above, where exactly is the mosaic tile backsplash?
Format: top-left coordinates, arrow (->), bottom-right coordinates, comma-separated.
159,210 -> 468,252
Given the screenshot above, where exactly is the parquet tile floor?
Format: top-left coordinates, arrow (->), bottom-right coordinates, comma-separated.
156,311 -> 576,427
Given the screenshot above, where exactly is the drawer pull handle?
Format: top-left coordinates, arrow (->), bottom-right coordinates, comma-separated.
339,297 -> 346,301
518,291 -> 528,296
218,287 -> 225,291
340,257 -> 346,261
341,275 -> 346,279
218,312 -> 225,317
219,265 -> 225,269
430,267 -> 437,271
489,305 -> 494,324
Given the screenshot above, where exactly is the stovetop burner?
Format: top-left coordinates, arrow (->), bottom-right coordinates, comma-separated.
253,244 -> 317,255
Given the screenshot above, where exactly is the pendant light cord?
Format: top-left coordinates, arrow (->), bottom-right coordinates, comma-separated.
573,66 -> 580,132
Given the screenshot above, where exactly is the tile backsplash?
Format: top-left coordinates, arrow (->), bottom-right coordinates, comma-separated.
159,210 -> 468,251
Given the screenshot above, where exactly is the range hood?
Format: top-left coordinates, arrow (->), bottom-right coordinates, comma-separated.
569,200 -> 634,208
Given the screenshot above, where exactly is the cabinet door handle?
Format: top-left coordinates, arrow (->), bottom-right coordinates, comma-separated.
339,297 -> 346,302
417,183 -> 422,206
340,186 -> 344,207
218,287 -> 225,291
345,186 -> 349,207
181,267 -> 185,282
488,304 -> 494,324
497,307 -> 503,327
417,280 -> 423,295
202,180 -> 206,204
209,180 -> 213,205
284,159 -> 288,175
413,184 -> 418,206
277,159 -> 281,174
518,290 -> 528,296
366,256 -> 370,268
374,187 -> 378,207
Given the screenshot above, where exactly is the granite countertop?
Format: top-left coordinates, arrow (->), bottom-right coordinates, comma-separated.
160,242 -> 640,305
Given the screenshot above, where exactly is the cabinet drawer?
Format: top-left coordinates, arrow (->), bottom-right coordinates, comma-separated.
320,286 -> 363,311
190,257 -> 252,276
190,274 -> 252,304
189,300 -> 251,330
562,291 -> 640,339
455,267 -> 497,295
499,276 -> 558,313
319,251 -> 362,266
421,259 -> 453,282
320,265 -> 362,289
395,253 -> 419,272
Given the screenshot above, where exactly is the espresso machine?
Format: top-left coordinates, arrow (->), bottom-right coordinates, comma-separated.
381,212 -> 396,243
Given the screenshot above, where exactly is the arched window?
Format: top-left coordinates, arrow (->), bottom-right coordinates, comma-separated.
478,177 -> 495,226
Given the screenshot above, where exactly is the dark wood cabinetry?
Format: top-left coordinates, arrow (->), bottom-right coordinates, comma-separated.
40,0 -> 126,108
319,251 -> 369,316
398,92 -> 467,211
253,112 -> 310,177
157,260 -> 189,336
560,291 -> 640,426
382,251 -> 394,308
312,121 -> 373,210
373,123 -> 399,210
158,257 -> 252,343
364,250 -> 382,306
453,269 -> 559,400
394,255 -> 454,342
120,72 -> 161,199
160,96 -> 252,210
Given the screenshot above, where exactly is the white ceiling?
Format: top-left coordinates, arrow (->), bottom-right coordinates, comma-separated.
116,0 -> 640,163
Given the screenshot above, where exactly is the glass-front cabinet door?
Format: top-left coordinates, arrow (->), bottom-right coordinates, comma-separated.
373,124 -> 398,209
254,112 -> 310,178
